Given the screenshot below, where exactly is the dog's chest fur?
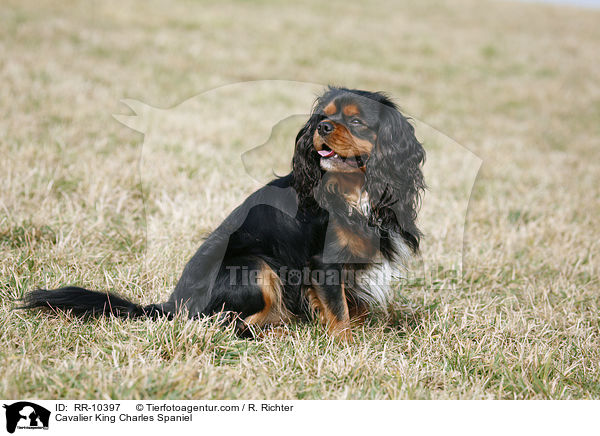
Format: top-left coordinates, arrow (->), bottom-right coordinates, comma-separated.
346,234 -> 411,309
322,172 -> 413,310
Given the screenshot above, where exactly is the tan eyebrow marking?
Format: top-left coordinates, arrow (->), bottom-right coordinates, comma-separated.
342,104 -> 360,116
324,102 -> 337,116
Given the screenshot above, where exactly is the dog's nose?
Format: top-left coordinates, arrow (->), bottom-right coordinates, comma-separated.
317,120 -> 334,136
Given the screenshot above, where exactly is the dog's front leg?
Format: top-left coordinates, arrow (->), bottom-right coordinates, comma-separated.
306,258 -> 352,343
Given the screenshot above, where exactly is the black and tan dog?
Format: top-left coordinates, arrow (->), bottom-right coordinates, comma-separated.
22,87 -> 425,342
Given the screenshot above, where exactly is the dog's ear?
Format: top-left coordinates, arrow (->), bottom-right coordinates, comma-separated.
365,103 -> 425,252
292,113 -> 323,208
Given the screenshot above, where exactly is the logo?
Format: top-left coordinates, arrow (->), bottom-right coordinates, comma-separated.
3,402 -> 50,433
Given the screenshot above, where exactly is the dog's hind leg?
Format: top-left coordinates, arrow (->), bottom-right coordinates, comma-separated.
200,257 -> 291,337
242,261 -> 291,327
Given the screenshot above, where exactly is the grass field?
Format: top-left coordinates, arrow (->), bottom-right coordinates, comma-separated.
1,0 -> 599,399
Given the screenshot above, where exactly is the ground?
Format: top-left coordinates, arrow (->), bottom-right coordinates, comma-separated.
0,0 -> 599,399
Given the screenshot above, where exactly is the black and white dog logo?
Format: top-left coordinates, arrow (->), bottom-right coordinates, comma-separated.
3,402 -> 50,433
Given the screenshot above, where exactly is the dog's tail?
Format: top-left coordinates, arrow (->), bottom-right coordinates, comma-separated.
20,287 -> 172,319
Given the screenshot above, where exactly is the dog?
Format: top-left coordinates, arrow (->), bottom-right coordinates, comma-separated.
21,86 -> 425,342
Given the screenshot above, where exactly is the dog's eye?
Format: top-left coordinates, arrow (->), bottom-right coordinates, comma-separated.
350,118 -> 364,126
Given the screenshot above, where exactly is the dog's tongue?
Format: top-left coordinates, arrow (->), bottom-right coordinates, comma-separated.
318,149 -> 336,158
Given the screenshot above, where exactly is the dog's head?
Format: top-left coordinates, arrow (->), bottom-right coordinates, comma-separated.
292,86 -> 426,252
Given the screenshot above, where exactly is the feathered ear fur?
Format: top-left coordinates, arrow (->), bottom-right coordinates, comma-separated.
364,102 -> 426,253
292,113 -> 323,209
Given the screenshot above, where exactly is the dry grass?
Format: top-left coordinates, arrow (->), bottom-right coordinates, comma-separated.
1,0 -> 599,399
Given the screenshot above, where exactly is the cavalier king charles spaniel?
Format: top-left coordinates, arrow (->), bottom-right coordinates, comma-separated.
22,87 -> 425,342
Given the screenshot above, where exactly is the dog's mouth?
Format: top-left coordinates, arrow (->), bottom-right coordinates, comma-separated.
318,144 -> 368,172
